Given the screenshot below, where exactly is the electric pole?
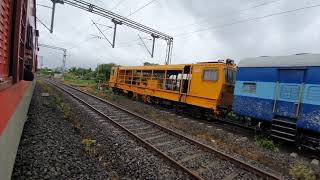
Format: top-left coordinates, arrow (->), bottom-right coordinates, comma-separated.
38,44 -> 67,79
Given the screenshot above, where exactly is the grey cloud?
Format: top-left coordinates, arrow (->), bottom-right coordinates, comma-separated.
37,0 -> 320,68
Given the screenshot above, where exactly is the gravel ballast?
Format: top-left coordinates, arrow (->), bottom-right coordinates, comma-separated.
47,81 -> 191,179
12,83 -> 110,179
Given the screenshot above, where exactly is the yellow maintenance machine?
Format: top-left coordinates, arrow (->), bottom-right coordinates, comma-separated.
109,59 -> 236,118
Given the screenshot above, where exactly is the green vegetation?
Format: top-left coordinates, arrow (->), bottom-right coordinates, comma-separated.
289,163 -> 316,180
69,67 -> 95,80
254,135 -> 279,152
81,138 -> 97,151
95,63 -> 116,82
63,63 -> 117,87
37,79 -> 51,93
64,74 -> 96,87
38,67 -> 55,77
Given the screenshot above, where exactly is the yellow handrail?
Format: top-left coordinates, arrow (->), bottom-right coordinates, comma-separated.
273,81 -> 279,113
296,82 -> 304,118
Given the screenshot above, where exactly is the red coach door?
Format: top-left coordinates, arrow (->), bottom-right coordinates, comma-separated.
0,0 -> 12,81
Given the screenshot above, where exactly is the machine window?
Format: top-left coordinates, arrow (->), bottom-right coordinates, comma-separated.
203,69 -> 218,81
242,83 -> 256,93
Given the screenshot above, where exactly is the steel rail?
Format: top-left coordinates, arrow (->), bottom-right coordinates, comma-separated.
48,80 -> 282,180
46,80 -> 203,180
155,105 -> 255,133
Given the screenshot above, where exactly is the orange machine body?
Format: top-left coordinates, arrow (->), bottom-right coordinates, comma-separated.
109,60 -> 236,115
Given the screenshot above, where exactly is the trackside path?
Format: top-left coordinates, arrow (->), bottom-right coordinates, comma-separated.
12,83 -> 110,179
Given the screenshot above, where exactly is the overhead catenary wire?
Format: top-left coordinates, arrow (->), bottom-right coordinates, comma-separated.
166,0 -> 283,32
138,34 -> 152,56
93,22 -> 113,29
91,19 -> 114,46
91,0 -> 280,46
67,33 -> 147,51
113,0 -> 283,46
68,37 -> 97,50
52,0 -> 162,60
38,43 -> 67,76
241,0 -> 282,11
36,3 -> 52,9
174,3 -> 320,38
94,0 -> 127,23
111,0 -> 127,11
57,0 -> 173,64
61,0 -> 172,40
36,17 -> 51,32
45,0 -> 320,66
126,0 -> 158,18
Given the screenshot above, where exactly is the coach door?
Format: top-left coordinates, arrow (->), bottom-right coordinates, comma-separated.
274,69 -> 305,119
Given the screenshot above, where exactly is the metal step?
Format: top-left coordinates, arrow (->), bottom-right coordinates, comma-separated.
272,118 -> 296,126
272,124 -> 296,132
270,134 -> 295,142
301,144 -> 320,151
271,129 -> 295,137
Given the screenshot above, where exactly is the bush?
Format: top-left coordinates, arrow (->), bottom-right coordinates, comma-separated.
289,164 -> 316,180
255,135 -> 279,152
95,74 -> 105,83
83,71 -> 94,80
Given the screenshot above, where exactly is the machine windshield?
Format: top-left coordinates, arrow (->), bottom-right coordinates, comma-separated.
224,68 -> 236,84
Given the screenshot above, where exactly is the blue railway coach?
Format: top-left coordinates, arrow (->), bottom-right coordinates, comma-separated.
233,53 -> 320,150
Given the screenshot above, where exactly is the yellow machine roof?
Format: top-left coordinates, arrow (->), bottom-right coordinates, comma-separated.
118,60 -> 235,71
119,64 -> 188,71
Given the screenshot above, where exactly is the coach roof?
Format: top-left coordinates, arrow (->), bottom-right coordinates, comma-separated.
239,53 -> 320,67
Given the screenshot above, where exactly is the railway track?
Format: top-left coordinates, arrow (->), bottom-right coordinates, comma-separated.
46,79 -> 281,180
153,105 -> 255,136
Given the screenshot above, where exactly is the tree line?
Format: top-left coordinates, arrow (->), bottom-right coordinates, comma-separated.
39,61 -> 159,82
67,61 -> 158,81
68,63 -> 116,82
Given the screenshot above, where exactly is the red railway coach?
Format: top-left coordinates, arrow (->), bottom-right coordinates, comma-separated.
0,0 -> 38,179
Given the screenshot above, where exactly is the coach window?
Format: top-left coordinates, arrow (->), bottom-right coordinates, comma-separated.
307,86 -> 320,101
203,69 -> 218,81
242,83 -> 256,94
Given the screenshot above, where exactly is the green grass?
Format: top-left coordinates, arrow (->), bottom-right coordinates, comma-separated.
255,135 -> 279,152
64,74 -> 96,87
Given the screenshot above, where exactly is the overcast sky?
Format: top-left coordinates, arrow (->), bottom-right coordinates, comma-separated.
36,0 -> 320,69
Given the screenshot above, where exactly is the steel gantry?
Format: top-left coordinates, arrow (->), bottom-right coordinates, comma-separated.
38,43 -> 67,77
49,0 -> 173,64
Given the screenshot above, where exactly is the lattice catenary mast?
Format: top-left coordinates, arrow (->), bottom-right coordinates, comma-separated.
49,0 -> 173,64
38,43 -> 67,77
